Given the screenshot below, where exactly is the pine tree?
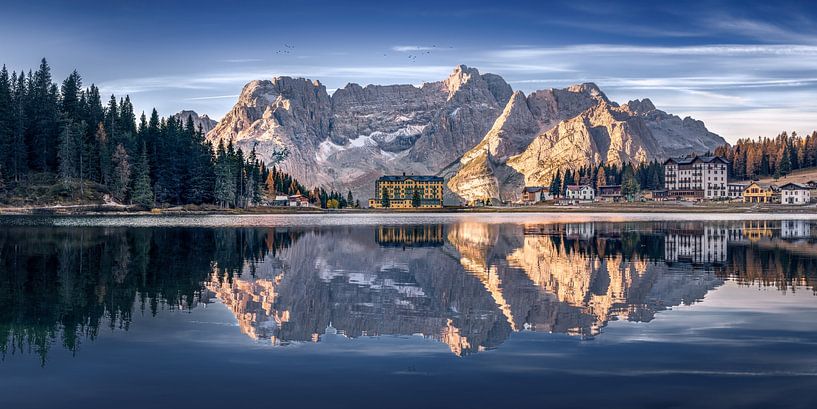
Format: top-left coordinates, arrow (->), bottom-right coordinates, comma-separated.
96,123 -> 112,186
130,143 -> 154,208
347,190 -> 354,205
28,58 -> 60,172
10,72 -> 28,181
60,70 -> 83,123
596,166 -> 606,188
213,142 -> 235,208
110,143 -> 131,202
58,119 -> 84,183
550,170 -> 562,197
621,165 -> 640,201
0,66 -> 13,182
779,144 -> 792,176
562,169 -> 575,196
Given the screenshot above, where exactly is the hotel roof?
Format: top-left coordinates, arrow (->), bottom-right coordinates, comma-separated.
664,155 -> 730,165
377,175 -> 444,182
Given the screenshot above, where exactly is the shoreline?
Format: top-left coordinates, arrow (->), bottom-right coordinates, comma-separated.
1,202 -> 816,216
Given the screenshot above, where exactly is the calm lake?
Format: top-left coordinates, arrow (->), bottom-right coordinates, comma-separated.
1,214 -> 817,409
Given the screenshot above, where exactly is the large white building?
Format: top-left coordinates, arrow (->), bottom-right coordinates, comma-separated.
780,183 -> 811,205
664,156 -> 729,200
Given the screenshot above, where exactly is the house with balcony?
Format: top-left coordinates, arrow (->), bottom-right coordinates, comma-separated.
727,183 -> 748,200
597,185 -> 622,202
780,183 -> 811,205
664,155 -> 729,200
743,182 -> 776,203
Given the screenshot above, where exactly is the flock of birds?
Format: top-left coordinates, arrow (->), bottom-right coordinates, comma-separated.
273,43 -> 297,55
267,43 -> 452,62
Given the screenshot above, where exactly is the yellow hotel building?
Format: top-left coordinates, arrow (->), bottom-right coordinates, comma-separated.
368,175 -> 444,208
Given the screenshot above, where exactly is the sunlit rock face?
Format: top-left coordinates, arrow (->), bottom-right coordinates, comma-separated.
449,85 -> 727,203
206,226 -> 512,355
208,65 -> 510,202
208,66 -> 724,204
205,222 -> 725,354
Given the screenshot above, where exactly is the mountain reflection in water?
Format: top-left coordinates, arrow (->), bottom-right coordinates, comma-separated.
1,219 -> 816,362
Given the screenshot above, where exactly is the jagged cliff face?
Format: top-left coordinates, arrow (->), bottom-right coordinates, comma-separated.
207,65 -> 510,199
207,66 -> 725,203
207,77 -> 333,186
205,223 -> 723,354
449,85 -> 727,202
174,110 -> 217,135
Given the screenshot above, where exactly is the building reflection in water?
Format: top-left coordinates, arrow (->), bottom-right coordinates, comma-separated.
2,220 -> 816,362
204,220 -> 817,355
375,225 -> 444,247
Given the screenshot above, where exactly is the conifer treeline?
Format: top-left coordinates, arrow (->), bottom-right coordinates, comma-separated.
0,59 -> 319,208
547,161 -> 665,197
714,131 -> 817,180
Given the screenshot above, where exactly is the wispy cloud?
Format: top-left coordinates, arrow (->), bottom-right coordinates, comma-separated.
707,17 -> 817,44
186,94 -> 240,100
487,44 -> 817,59
220,58 -> 264,63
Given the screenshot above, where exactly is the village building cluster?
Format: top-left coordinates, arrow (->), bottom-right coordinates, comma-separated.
516,155 -> 815,206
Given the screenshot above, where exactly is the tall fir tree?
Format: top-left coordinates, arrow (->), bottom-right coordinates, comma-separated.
10,71 -> 28,181
0,65 -> 13,181
130,143 -> 154,208
28,58 -> 60,172
110,143 -> 131,203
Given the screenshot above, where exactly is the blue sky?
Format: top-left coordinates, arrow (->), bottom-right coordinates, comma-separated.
1,0 -> 816,142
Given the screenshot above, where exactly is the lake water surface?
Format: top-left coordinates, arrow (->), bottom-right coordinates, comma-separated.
1,214 -> 817,409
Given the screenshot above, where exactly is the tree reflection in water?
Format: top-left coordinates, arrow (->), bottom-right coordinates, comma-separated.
1,220 -> 816,363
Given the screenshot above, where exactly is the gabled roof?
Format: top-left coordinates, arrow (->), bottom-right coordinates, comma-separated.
566,184 -> 592,191
745,182 -> 775,190
779,182 -> 809,190
664,155 -> 729,165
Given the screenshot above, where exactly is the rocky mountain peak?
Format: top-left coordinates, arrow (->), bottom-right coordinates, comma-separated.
625,98 -> 657,114
174,110 -> 217,134
207,67 -> 724,206
444,64 -> 481,96
567,82 -> 608,101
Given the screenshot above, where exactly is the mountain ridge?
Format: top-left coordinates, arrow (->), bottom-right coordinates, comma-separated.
205,65 -> 727,204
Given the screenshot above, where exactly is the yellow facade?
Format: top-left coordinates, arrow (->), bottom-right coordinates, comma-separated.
369,175 -> 444,208
375,225 -> 445,246
743,182 -> 775,203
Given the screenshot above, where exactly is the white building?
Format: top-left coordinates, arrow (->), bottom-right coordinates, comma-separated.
664,156 -> 729,200
727,183 -> 747,200
781,220 -> 811,239
565,185 -> 594,202
665,225 -> 728,264
780,183 -> 811,205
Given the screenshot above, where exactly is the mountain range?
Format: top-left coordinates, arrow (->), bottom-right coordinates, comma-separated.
195,65 -> 726,204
